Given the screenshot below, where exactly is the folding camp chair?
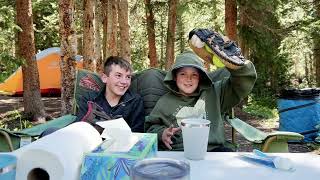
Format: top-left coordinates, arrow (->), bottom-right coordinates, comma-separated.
0,69 -> 104,152
0,115 -> 76,152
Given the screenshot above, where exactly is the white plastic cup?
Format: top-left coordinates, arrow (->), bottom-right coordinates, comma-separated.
181,119 -> 210,160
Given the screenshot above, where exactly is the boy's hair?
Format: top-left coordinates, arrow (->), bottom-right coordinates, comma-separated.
104,56 -> 133,75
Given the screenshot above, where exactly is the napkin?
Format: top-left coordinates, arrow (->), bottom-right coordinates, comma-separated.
176,99 -> 206,126
96,118 -> 139,152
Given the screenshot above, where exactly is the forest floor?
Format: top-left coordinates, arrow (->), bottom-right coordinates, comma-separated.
0,95 -> 319,154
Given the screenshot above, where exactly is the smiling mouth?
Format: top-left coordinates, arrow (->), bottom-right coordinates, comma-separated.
117,86 -> 127,90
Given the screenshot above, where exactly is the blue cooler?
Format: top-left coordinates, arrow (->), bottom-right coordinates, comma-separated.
278,88 -> 320,142
0,154 -> 16,180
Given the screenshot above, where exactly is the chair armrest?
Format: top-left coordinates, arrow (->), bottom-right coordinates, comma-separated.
228,117 -> 304,152
0,115 -> 76,152
227,117 -> 267,143
261,132 -> 304,152
19,114 -> 76,136
267,131 -> 304,141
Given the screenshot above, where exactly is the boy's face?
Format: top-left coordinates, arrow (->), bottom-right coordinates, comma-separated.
175,67 -> 200,96
101,64 -> 132,98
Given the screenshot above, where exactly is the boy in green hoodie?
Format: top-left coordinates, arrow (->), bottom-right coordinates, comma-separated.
145,50 -> 257,151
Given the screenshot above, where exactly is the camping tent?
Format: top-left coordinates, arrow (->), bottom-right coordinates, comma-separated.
0,47 -> 83,96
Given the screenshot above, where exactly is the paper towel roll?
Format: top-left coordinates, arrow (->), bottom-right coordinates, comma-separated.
13,122 -> 102,180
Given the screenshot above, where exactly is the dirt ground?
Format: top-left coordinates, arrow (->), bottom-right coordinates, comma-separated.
0,95 -> 318,153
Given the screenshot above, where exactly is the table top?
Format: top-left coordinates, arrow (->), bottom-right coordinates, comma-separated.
157,151 -> 320,180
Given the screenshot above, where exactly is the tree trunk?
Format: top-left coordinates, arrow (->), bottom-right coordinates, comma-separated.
59,0 -> 77,115
305,55 -> 310,85
165,0 -> 178,70
16,0 -> 46,122
96,0 -> 103,73
107,0 -> 118,57
177,10 -> 185,53
160,12 -> 165,69
83,0 -> 96,71
118,0 -> 131,62
238,3 -> 249,59
145,0 -> 158,67
101,0 -> 108,60
77,36 -> 83,56
235,1 -> 248,108
314,0 -> 320,86
308,54 -> 314,85
225,0 -> 237,41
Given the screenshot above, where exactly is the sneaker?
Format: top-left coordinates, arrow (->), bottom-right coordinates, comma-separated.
189,28 -> 245,69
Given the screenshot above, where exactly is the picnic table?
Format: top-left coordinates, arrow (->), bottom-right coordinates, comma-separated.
2,151 -> 320,180
157,151 -> 320,180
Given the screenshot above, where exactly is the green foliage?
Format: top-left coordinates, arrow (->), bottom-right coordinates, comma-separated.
0,6 -> 20,45
33,0 -> 60,50
180,0 -> 224,33
129,0 -> 224,70
306,142 -> 320,151
0,0 -> 317,109
239,0 -> 293,106
0,52 -> 25,82
0,2 -> 20,82
276,0 -> 318,87
129,0 -> 149,71
0,110 -> 33,131
0,0 -> 60,82
243,101 -> 278,119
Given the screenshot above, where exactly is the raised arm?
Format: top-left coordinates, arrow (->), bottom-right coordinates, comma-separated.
218,60 -> 257,113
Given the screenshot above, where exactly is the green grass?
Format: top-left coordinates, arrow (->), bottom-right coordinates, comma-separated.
243,103 -> 278,119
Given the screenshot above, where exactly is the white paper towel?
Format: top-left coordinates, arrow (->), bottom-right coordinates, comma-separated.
13,122 -> 102,180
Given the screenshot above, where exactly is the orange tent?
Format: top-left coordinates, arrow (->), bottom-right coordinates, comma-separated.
0,47 -> 83,96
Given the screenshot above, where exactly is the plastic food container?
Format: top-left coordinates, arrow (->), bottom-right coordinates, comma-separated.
130,158 -> 190,180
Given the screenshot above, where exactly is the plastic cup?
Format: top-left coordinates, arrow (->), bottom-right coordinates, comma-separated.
181,119 -> 210,160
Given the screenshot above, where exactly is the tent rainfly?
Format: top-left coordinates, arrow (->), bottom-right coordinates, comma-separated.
0,47 -> 83,96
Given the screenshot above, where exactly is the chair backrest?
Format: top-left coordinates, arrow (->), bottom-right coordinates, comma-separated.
73,69 -> 104,114
130,68 -> 230,116
73,68 -> 231,116
129,68 -> 168,115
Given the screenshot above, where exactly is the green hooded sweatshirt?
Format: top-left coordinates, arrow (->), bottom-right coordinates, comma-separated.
145,50 -> 257,151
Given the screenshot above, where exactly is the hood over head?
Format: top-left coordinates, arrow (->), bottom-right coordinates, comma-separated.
164,50 -> 212,96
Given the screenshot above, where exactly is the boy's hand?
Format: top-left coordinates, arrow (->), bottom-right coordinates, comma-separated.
162,126 -> 181,150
